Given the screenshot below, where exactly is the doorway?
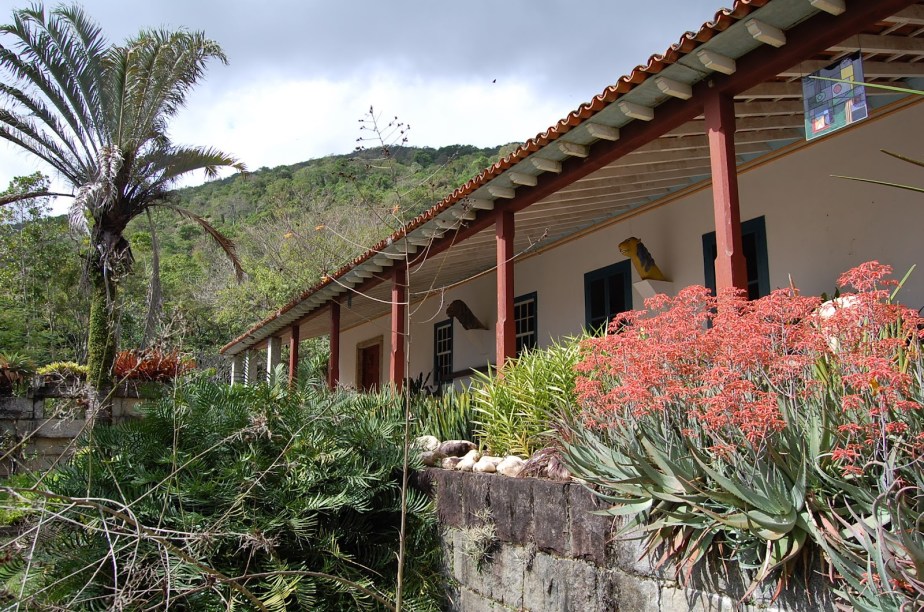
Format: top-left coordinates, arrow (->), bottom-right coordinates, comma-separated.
356,337 -> 382,391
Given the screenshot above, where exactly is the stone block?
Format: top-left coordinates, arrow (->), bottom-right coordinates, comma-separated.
531,478 -> 570,555
568,483 -> 613,565
0,396 -> 34,418
450,528 -> 474,587
561,557 -> 600,612
436,469 -> 465,527
608,569 -> 663,612
462,472 -> 492,527
471,542 -> 525,609
30,419 -> 89,439
409,468 -> 435,496
522,551 -> 565,612
491,474 -> 533,543
458,585 -> 508,612
610,524 -> 658,577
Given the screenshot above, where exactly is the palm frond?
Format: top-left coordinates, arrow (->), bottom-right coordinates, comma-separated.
0,109 -> 84,180
0,188 -> 72,207
137,145 -> 245,195
46,4 -> 107,145
153,203 -> 244,281
2,6 -> 102,164
108,29 -> 225,151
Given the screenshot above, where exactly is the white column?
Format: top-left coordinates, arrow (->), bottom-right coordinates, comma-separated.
244,350 -> 257,385
230,354 -> 244,386
266,337 -> 282,383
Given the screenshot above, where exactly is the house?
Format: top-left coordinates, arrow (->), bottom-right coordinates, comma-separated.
221,0 -> 924,391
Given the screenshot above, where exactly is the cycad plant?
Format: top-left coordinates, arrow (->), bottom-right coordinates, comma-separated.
1,380 -> 443,610
0,4 -> 244,388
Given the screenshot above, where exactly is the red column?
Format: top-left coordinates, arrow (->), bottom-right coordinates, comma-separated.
496,210 -> 516,370
389,266 -> 407,389
288,324 -> 300,388
704,90 -> 748,294
328,300 -> 340,390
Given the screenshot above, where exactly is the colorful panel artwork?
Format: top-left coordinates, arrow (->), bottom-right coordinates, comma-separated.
802,52 -> 868,141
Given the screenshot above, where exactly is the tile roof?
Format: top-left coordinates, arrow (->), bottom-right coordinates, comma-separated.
222,0 -> 923,355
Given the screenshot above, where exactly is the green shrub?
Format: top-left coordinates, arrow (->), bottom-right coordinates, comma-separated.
414,391 -> 476,442
471,338 -> 582,457
351,387 -> 476,444
1,380 -> 443,610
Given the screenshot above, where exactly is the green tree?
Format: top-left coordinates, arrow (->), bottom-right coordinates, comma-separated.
0,4 -> 243,389
0,173 -> 87,363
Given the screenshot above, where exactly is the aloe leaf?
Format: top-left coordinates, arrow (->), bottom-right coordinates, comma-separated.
688,447 -> 779,512
746,506 -> 797,535
831,175 -> 924,194
881,149 -> 924,170
598,498 -> 654,516
890,264 -> 916,303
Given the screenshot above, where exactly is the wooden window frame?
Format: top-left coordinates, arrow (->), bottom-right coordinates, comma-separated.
433,319 -> 453,385
584,260 -> 633,333
702,216 -> 770,299
514,291 -> 538,356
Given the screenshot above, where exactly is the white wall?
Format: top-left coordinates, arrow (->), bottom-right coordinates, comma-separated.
336,102 -> 924,388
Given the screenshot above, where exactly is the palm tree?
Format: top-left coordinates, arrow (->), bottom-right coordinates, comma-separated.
0,4 -> 244,389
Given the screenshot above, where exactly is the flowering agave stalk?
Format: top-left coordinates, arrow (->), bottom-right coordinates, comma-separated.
0,4 -> 245,392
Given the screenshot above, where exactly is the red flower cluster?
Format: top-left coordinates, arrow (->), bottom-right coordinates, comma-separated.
575,262 -> 924,465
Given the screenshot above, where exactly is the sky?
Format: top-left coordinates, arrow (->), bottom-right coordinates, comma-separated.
0,0 -> 727,211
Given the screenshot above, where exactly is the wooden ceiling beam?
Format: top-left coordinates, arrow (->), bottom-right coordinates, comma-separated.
733,100 -> 804,116
666,114 -> 803,136
885,5 -> 924,25
571,167 -> 710,191
778,59 -> 924,78
829,33 -> 924,55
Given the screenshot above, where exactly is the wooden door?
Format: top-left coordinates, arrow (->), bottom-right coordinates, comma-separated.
358,343 -> 381,391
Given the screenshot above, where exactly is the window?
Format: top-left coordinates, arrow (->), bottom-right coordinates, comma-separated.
514,292 -> 538,355
433,319 -> 453,383
702,216 -> 769,300
584,260 -> 632,332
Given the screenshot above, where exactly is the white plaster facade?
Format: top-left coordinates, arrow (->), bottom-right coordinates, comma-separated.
336,102 -> 924,389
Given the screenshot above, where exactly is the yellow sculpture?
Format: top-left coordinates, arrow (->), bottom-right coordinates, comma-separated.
619,237 -> 668,281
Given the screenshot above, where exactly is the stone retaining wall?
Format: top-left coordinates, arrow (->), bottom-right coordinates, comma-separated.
425,469 -> 836,612
0,381 -> 147,475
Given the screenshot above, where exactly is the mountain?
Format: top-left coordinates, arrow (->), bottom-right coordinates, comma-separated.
1,144 -> 512,366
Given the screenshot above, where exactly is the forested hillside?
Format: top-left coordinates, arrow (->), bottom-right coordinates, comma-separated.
0,144 -> 508,367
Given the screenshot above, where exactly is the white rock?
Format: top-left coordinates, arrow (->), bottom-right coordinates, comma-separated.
462,449 -> 481,461
473,457 -> 497,473
413,435 -> 440,452
442,456 -> 462,470
457,456 -> 477,472
496,455 -> 525,477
